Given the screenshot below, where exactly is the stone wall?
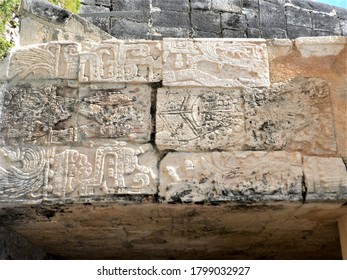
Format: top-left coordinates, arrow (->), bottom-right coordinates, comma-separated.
0,0 -> 345,207
79,0 -> 347,39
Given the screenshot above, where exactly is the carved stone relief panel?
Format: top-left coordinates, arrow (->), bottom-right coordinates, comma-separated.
0,143 -> 157,203
79,40 -> 162,83
156,87 -> 245,151
303,156 -> 347,199
162,38 -> 270,87
0,84 -> 78,146
76,85 -> 152,144
244,77 -> 337,155
8,42 -> 81,80
159,151 -> 303,203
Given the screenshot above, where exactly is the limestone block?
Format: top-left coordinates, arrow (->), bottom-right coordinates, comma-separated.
162,38 -> 270,87
79,40 -> 162,83
303,156 -> 347,198
0,84 -> 152,145
8,42 -> 81,80
156,87 -> 245,151
76,85 -> 152,143
295,36 -> 346,58
159,151 -> 303,203
244,77 -> 337,155
0,143 -> 158,203
266,39 -> 293,60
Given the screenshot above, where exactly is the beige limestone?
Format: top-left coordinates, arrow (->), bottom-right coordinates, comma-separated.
303,156 -> 347,197
159,151 -> 303,203
244,77 -> 337,155
156,87 -> 245,151
267,39 -> 293,60
162,38 -> 270,87
295,36 -> 346,58
339,215 -> 347,260
0,143 -> 158,203
79,40 -> 162,83
8,42 -> 81,80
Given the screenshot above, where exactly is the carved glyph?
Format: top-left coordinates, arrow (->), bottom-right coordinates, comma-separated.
159,151 -> 303,203
162,38 -> 270,87
79,40 -> 162,83
0,143 -> 157,202
8,42 -> 81,80
244,77 -> 337,155
303,156 -> 347,196
156,87 -> 245,151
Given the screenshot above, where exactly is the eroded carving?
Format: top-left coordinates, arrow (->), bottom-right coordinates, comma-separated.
244,77 -> 337,155
156,87 -> 245,151
162,38 -> 269,87
9,42 -> 81,80
160,151 -> 303,203
79,40 -> 162,83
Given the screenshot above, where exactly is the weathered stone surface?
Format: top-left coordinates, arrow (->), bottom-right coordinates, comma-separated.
303,156 -> 347,200
312,13 -> 341,34
162,38 -> 269,87
0,143 -> 157,203
242,8 -> 260,29
285,6 -> 312,28
287,25 -> 312,39
244,77 -> 337,155
79,40 -> 162,83
247,28 -> 261,38
191,10 -> 221,33
192,0 -> 212,10
8,42 -> 81,80
156,87 -> 245,151
259,0 -> 286,29
110,19 -> 148,39
212,0 -> 242,13
76,85 -> 152,143
159,151 -> 303,203
267,38 -> 293,60
295,36 -> 346,58
152,10 -> 190,29
262,28 -> 287,39
221,12 -> 247,30
153,0 -> 189,12
79,4 -> 110,32
222,29 -> 247,38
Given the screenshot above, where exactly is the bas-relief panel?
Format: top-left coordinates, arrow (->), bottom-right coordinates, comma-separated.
156,87 -> 245,151
0,85 -> 152,145
0,143 -> 157,202
79,40 -> 162,83
159,151 -> 303,203
162,38 -> 270,87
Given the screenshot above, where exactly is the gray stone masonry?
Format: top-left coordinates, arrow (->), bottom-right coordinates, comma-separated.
78,0 -> 347,39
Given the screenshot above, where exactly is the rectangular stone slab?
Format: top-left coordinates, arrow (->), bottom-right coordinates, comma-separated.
244,77 -> 337,155
303,156 -> 347,200
0,143 -> 158,204
79,40 -> 162,83
156,87 -> 245,151
162,38 -> 269,87
159,151 -> 303,203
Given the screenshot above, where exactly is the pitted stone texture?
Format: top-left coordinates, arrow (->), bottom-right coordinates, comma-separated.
162,38 -> 270,87
79,40 -> 162,83
8,43 -> 81,80
267,39 -> 293,60
303,156 -> 347,200
0,143 -> 157,203
156,87 -> 245,151
295,36 -> 346,58
212,0 -> 242,13
159,151 -> 303,203
244,77 -> 337,155
76,85 -> 152,143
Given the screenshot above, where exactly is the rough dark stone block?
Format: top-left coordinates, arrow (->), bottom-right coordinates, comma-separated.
192,10 -> 221,33
286,6 -> 311,28
312,13 -> 341,34
243,0 -> 259,10
152,10 -> 190,29
286,0 -> 333,13
110,18 -> 148,39
222,29 -> 247,38
111,0 -> 149,11
96,0 -> 111,6
262,27 -> 287,38
264,0 -> 285,5
80,4 -> 110,13
287,25 -> 312,39
243,8 -> 260,28
152,27 -> 190,38
340,19 -> 347,36
193,30 -> 220,38
335,6 -> 347,20
247,28 -> 262,38
86,17 -> 110,32
153,0 -> 189,12
259,0 -> 286,29
212,0 -> 243,13
191,0 -> 212,10
312,30 -> 339,37
221,12 -> 247,30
